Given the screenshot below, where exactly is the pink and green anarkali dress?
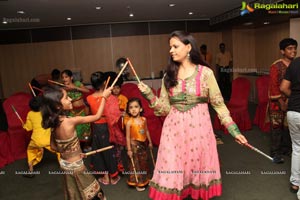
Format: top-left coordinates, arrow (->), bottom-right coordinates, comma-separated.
142,65 -> 241,200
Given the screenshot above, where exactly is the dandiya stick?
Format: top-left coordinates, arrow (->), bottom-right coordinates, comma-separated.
149,148 -> 156,166
84,145 -> 114,156
104,76 -> 110,90
130,157 -> 139,184
11,105 -> 24,125
28,83 -> 36,97
126,58 -> 141,83
111,61 -> 129,87
32,86 -> 44,93
48,80 -> 65,87
244,143 -> 274,162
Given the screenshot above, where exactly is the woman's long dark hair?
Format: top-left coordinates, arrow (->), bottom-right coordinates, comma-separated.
164,30 -> 206,89
41,85 -> 64,129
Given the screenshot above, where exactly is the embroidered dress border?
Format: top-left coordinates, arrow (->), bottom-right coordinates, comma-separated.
149,179 -> 222,195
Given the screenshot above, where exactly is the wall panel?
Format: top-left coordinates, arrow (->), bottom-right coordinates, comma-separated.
255,22 -> 289,71
111,35 -> 151,79
72,38 -> 113,83
232,29 -> 256,75
0,41 -> 75,97
149,34 -> 170,77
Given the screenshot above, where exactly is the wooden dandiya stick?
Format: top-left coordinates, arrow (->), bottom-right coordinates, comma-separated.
244,143 -> 273,162
48,80 -> 65,87
84,145 -> 114,156
11,105 -> 24,125
130,157 -> 139,184
111,61 -> 129,87
28,83 -> 36,97
32,86 -> 44,93
104,76 -> 110,90
149,148 -> 156,166
126,58 -> 141,83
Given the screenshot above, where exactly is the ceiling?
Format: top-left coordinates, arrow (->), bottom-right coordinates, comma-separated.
0,0 -> 245,30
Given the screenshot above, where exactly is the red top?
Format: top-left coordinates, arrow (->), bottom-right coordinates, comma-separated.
86,95 -> 107,124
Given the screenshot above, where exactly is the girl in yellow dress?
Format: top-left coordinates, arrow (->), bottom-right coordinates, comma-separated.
23,96 -> 60,177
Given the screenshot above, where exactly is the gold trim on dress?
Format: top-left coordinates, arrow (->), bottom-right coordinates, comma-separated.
149,179 -> 222,195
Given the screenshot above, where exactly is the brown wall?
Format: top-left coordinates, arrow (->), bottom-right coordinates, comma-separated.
0,32 -> 221,98
0,21 -> 291,98
255,22 -> 290,70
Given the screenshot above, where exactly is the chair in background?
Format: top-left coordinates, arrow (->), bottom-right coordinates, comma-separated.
0,130 -> 14,168
213,77 -> 252,133
253,75 -> 270,132
0,101 -> 13,168
121,83 -> 162,146
3,92 -> 32,161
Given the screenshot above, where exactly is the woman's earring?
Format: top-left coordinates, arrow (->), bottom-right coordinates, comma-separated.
187,52 -> 190,59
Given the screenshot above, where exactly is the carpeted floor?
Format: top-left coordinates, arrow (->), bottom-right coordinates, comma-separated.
0,103 -> 297,200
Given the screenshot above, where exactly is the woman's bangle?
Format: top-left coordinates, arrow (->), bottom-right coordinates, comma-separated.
127,149 -> 132,152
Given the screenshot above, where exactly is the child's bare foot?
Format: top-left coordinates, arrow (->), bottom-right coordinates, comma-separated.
98,176 -> 109,185
135,186 -> 145,192
110,176 -> 120,185
23,170 -> 35,178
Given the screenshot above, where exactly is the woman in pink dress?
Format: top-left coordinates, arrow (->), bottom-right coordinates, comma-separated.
138,30 -> 248,200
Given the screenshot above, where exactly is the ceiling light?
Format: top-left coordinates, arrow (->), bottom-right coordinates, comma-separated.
96,6 -> 102,10
17,11 -> 25,14
263,21 -> 270,25
67,17 -> 72,21
2,21 -> 7,24
188,12 -> 194,15
243,22 -> 253,26
169,3 -> 176,7
127,6 -> 134,17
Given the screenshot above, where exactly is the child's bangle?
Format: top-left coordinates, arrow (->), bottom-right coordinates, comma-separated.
101,95 -> 107,100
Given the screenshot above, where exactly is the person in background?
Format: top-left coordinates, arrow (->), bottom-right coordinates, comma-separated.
215,43 -> 233,100
104,71 -> 127,173
112,76 -> 128,114
138,30 -> 247,200
200,44 -> 212,67
61,69 -> 91,152
268,38 -> 297,164
41,85 -> 111,200
23,96 -> 60,178
116,57 -> 130,81
51,69 -> 61,82
30,68 -> 61,95
280,57 -> 300,199
125,97 -> 152,192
